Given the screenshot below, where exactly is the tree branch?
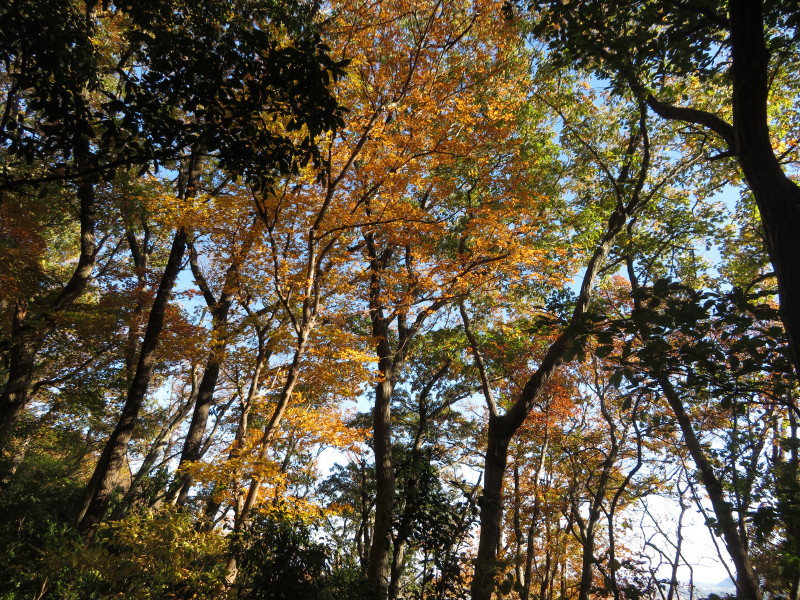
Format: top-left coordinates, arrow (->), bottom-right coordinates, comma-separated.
645,94 -> 735,148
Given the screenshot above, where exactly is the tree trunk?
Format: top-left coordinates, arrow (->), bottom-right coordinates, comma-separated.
367,371 -> 396,600
387,470 -> 411,600
471,418 -> 511,600
576,440 -> 617,600
171,358 -> 225,506
538,551 -> 551,600
470,207 -> 627,600
219,324 -> 311,588
202,321 -> 272,527
513,464 -> 525,587
364,240 -> 401,600
172,224 -> 259,506
359,458 -> 374,569
520,526 -> 533,600
0,171 -> 97,451
388,385 -> 441,600
729,0 -> 800,380
77,227 -> 188,531
646,0 -> 800,379
657,375 -> 762,600
113,385 -> 197,518
0,301 -> 38,451
388,537 -> 407,600
624,258 -> 763,600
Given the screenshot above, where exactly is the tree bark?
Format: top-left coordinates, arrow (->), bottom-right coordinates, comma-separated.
363,244 -> 438,600
728,0 -> 800,379
364,239 -> 432,600
471,419 -> 512,600
366,323 -> 398,600
77,227 -> 188,531
0,301 -> 38,450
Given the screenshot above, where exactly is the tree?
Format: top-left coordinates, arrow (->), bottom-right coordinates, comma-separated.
170,208 -> 262,506
3,0 -> 798,597
596,276 -> 796,599
464,93 -> 649,600
462,79 -> 722,597
0,0 -> 347,458
232,510 -> 329,600
531,0 -> 800,378
290,1 -> 566,596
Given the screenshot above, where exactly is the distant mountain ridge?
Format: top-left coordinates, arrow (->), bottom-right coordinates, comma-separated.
658,577 -> 735,599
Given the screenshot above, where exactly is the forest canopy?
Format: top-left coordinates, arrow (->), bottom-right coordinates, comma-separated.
1,0 -> 799,599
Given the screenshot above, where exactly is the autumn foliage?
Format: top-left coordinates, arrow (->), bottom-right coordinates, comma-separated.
1,1 -> 799,599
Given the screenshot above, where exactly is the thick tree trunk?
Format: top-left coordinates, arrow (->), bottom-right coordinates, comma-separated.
367,371 -> 396,600
364,240 -> 402,600
729,0 -> 800,380
388,536 -> 407,600
77,227 -> 188,531
171,358 -> 224,506
577,520 -> 596,600
471,419 -> 511,600
647,0 -> 800,379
